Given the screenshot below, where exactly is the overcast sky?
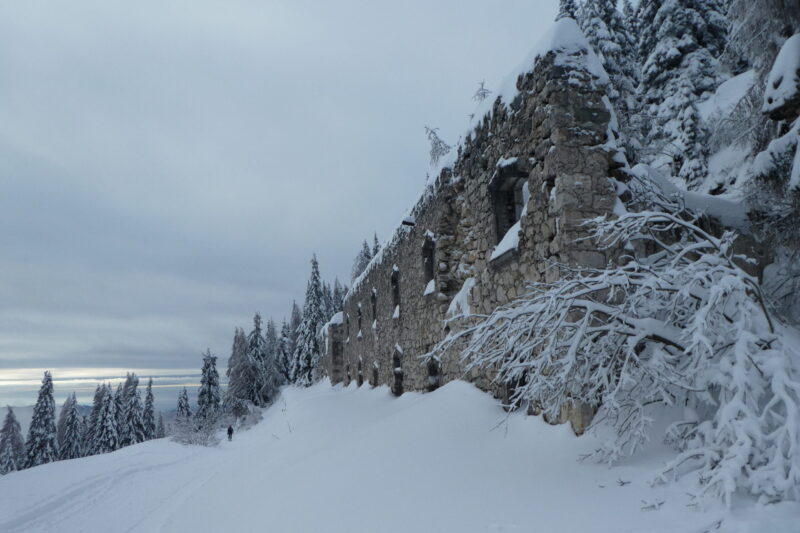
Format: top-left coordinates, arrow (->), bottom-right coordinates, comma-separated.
0,0 -> 558,393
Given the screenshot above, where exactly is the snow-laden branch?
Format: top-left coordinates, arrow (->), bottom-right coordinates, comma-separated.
429,210 -> 800,505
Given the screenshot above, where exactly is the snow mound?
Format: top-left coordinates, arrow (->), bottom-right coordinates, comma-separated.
763,33 -> 800,118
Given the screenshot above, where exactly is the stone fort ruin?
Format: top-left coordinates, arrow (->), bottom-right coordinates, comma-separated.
320,20 -> 621,433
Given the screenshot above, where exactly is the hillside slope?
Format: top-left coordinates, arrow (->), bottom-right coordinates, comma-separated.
0,382 -> 797,532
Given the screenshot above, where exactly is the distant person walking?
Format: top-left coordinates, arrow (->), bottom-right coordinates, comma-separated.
227,425 -> 234,441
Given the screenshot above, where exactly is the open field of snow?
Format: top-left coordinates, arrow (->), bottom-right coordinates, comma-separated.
1,381 -> 798,532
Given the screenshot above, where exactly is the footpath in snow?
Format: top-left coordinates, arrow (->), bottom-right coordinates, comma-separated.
0,381 -> 798,533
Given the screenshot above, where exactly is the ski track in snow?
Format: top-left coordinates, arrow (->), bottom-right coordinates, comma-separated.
1,381 -> 798,533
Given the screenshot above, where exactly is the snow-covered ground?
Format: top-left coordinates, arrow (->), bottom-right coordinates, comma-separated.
1,381 -> 798,532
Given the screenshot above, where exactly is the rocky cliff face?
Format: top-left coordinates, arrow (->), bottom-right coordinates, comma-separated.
321,24 -> 619,434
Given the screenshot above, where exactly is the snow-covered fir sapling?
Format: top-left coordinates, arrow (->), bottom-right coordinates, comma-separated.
0,407 -> 26,474
425,126 -> 451,166
25,371 -> 58,468
472,80 -> 491,102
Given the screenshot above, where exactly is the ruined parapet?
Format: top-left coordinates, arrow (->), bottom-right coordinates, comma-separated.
329,19 -> 617,434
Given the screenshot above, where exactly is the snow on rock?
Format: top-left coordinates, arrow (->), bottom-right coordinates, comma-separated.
763,33 -> 800,120
423,279 -> 436,296
447,277 -> 475,318
392,305 -> 400,319
329,311 -> 343,326
698,70 -> 756,122
1,382 -> 796,533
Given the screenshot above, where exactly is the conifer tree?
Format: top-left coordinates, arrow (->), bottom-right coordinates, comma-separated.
277,319 -> 293,383
577,0 -> 638,153
25,371 -> 58,468
0,407 -> 25,474
556,0 -> 577,20
118,373 -> 141,447
94,384 -> 119,454
637,0 -> 727,189
288,301 -> 302,362
142,378 -> 156,440
59,393 -> 83,460
351,240 -> 373,282
176,387 -> 192,421
85,384 -> 106,452
332,279 -> 346,314
245,313 -> 269,404
113,382 -> 124,435
372,233 -> 381,257
123,390 -> 146,446
292,255 -> 325,386
196,349 -> 221,424
56,395 -> 70,451
156,413 -> 166,438
224,327 -> 252,416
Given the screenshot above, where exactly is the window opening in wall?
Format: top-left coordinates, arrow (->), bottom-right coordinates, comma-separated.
357,306 -> 363,332
392,347 -> 404,396
422,237 -> 435,283
489,161 -> 529,244
371,361 -> 379,388
357,358 -> 364,387
390,268 -> 401,316
345,363 -> 351,386
371,289 -> 377,321
426,358 -> 441,392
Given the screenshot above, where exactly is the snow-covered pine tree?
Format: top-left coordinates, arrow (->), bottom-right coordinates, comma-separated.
332,279 -> 346,314
156,413 -> 166,438
253,316 -> 281,404
351,240 -> 373,282
59,392 -> 83,460
224,327 -> 252,416
113,382 -> 124,437
288,300 -> 302,362
196,349 -> 221,424
556,0 -> 577,20
126,390 -> 146,446
277,319 -> 293,383
176,387 -> 192,421
118,373 -> 142,447
292,255 -> 325,386
0,407 -> 25,474
56,394 -> 70,451
142,378 -> 156,440
94,384 -> 118,454
372,233 -> 380,257
25,371 -> 58,468
637,0 -> 727,189
577,0 -> 638,153
85,384 -> 104,450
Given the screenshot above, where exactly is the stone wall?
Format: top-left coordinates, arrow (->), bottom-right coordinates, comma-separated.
320,46 -> 619,434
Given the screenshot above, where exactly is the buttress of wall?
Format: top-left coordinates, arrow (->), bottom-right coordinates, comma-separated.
323,49 -> 617,416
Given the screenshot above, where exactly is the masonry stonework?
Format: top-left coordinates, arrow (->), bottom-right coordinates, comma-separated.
320,48 -> 618,434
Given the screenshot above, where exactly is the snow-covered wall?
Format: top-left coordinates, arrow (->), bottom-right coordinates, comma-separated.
321,19 -> 619,435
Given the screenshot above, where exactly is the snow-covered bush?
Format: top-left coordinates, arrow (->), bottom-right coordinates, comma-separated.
432,209 -> 800,505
